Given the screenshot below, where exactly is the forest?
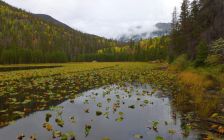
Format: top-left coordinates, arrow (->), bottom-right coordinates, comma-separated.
0,0 -> 223,65
0,1 -> 117,63
76,36 -> 169,62
169,0 -> 224,66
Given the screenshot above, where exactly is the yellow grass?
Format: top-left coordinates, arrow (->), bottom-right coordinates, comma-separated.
178,71 -> 215,90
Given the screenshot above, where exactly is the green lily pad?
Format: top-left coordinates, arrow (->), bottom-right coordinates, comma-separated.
155,136 -> 164,140
45,113 -> 52,122
101,137 -> 110,140
128,105 -> 135,109
55,118 -> 64,127
52,130 -> 62,138
97,102 -> 102,108
115,117 -> 124,122
134,134 -> 143,139
96,111 -> 102,116
85,125 -> 92,137
143,100 -> 149,104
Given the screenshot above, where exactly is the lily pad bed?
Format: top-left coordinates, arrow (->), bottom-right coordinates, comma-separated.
0,63 -> 176,128
0,84 -> 199,140
0,62 -> 223,139
0,65 -> 62,72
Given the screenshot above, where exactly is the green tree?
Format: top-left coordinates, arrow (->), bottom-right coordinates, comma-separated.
195,41 -> 208,66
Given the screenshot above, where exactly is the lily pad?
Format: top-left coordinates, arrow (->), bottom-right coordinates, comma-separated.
45,113 -> 52,122
134,134 -> 143,139
115,117 -> 124,122
128,105 -> 135,109
156,136 -> 164,140
85,125 -> 92,137
43,122 -> 53,131
96,111 -> 102,116
55,118 -> 64,127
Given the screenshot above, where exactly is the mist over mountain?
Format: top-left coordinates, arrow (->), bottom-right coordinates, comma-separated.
117,23 -> 171,42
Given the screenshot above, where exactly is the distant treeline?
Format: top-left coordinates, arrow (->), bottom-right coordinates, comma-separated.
0,47 -> 68,64
0,0 -> 223,64
75,37 -> 169,62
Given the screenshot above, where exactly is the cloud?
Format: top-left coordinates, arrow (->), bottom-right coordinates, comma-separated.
3,0 -> 183,38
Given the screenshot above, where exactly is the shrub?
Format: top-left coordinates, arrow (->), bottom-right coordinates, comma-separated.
171,54 -> 189,71
205,54 -> 223,66
194,41 -> 208,67
210,38 -> 224,57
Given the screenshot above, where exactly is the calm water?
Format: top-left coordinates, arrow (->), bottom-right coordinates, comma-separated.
0,84 -> 200,140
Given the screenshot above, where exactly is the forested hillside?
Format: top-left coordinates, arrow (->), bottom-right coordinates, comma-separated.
0,0 -> 223,65
0,1 -> 117,63
169,0 -> 224,65
76,36 -> 169,61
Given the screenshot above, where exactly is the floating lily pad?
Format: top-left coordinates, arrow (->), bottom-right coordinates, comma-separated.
168,129 -> 176,135
43,122 -> 53,131
45,113 -> 52,122
101,137 -> 110,140
85,125 -> 92,137
52,130 -> 62,138
55,118 -> 64,127
115,117 -> 124,122
96,111 -> 102,116
97,102 -> 102,108
134,134 -> 143,139
143,100 -> 149,104
69,116 -> 76,124
128,105 -> 135,109
107,98 -> 111,103
155,136 -> 164,140
84,109 -> 89,113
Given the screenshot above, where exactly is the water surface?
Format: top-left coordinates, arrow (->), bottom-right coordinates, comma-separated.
0,84 -> 199,140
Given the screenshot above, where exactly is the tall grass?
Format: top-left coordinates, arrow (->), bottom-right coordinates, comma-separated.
178,71 -> 215,90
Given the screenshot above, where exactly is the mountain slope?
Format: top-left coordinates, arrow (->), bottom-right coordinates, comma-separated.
34,14 -> 72,30
0,1 -> 116,63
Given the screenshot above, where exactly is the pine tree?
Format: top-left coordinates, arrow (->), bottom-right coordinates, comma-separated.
180,0 -> 190,30
188,0 -> 200,59
169,7 -> 180,62
190,0 -> 200,20
195,41 -> 208,66
171,7 -> 179,32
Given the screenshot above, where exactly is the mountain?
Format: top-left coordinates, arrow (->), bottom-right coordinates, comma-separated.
117,23 -> 171,42
0,1 -> 117,63
34,14 -> 72,30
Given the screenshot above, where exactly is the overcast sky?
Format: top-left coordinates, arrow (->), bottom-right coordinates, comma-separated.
3,0 -> 183,39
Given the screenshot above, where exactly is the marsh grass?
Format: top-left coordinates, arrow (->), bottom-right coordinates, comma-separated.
178,71 -> 216,90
